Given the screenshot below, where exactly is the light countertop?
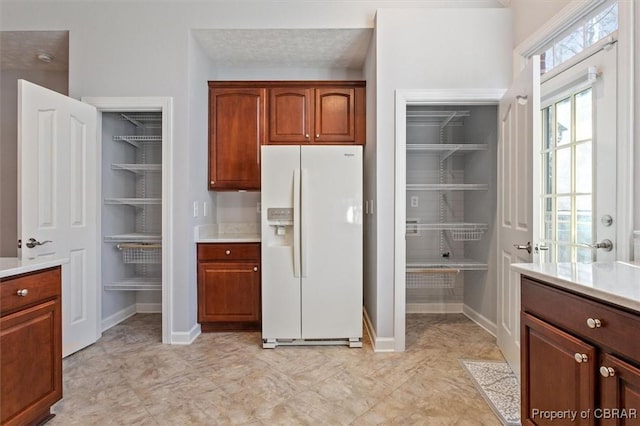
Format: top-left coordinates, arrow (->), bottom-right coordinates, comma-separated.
195,223 -> 260,243
0,257 -> 68,279
511,261 -> 640,313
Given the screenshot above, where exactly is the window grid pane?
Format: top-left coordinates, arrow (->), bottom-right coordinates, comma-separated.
537,2 -> 617,75
540,88 -> 594,263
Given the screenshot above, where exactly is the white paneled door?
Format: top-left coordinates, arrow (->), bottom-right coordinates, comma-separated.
496,59 -> 540,380
18,80 -> 100,357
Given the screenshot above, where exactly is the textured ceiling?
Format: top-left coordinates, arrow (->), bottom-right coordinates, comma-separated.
0,28 -> 372,73
0,31 -> 69,71
192,28 -> 373,69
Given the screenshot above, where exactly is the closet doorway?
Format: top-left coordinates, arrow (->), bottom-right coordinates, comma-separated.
394,90 -> 504,352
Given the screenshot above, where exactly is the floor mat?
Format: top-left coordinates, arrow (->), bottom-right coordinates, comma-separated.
460,359 -> 521,426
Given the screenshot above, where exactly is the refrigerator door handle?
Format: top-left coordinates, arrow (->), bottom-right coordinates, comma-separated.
301,168 -> 309,278
293,168 -> 301,278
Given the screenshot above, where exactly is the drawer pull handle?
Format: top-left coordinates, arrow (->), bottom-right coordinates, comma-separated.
587,318 -> 602,329
225,250 -> 231,255
600,366 -> 616,378
574,353 -> 589,363
16,289 -> 29,297
253,267 -> 258,272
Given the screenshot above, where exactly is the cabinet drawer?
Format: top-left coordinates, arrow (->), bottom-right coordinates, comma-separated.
197,243 -> 260,261
522,277 -> 640,361
0,267 -> 61,315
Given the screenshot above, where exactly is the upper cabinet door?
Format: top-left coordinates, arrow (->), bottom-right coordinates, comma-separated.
209,87 -> 265,190
268,83 -> 365,145
314,88 -> 355,143
269,88 -> 313,143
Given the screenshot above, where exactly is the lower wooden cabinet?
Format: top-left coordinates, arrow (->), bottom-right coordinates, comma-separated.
197,243 -> 261,331
521,312 -> 596,425
599,353 -> 640,426
521,276 -> 640,426
1,266 -> 62,426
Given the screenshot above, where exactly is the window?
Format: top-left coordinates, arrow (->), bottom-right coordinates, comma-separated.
540,88 -> 594,262
540,2 -> 618,74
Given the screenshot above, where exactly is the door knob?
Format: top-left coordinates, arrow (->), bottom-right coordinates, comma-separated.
513,242 -> 532,254
26,238 -> 52,249
579,239 -> 613,252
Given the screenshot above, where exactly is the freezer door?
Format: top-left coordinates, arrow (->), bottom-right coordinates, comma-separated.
300,146 -> 363,339
261,146 -> 302,339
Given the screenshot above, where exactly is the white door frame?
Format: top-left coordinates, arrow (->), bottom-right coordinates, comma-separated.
82,96 -> 173,345
514,0 -> 635,260
394,89 -> 505,352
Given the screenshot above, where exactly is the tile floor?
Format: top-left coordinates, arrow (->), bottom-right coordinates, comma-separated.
51,314 -> 506,425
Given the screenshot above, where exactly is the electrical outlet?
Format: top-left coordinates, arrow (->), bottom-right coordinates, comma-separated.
410,196 -> 419,208
193,201 -> 199,217
203,201 -> 208,217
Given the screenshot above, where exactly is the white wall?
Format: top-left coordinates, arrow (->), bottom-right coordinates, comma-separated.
510,0 -> 574,46
375,8 -> 512,337
0,0 -> 373,338
0,0 -> 507,340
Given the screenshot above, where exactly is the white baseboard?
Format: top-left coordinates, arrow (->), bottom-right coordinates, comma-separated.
363,307 -> 396,352
171,322 -> 201,345
406,302 -> 463,314
101,305 -> 137,332
463,305 -> 497,337
135,303 -> 162,313
100,303 -> 161,332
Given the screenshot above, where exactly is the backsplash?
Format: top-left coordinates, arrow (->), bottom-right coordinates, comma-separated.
216,192 -> 260,224
218,222 -> 259,234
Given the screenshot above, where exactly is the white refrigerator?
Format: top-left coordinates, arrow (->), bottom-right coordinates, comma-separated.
261,145 -> 363,348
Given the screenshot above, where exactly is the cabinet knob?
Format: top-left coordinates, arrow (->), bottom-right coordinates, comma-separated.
210,181 -> 215,185
599,366 -> 616,378
316,134 -> 320,138
225,250 -> 231,255
305,134 -> 309,138
574,353 -> 589,363
587,318 -> 602,329
253,266 -> 258,272
16,289 -> 29,297
587,318 -> 602,328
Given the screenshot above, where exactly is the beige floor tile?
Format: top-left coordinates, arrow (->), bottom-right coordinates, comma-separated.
50,313 -> 508,425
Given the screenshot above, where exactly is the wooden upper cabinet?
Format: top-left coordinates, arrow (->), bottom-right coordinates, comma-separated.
208,81 -> 365,190
269,88 -> 313,143
267,82 -> 365,145
209,86 -> 265,190
314,88 -> 355,143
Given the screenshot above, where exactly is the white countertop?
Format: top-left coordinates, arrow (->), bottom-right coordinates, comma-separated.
195,223 -> 260,243
0,257 -> 68,279
512,261 -> 640,313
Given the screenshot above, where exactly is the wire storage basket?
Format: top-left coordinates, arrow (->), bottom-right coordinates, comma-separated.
406,268 -> 459,289
117,243 -> 162,264
449,228 -> 485,241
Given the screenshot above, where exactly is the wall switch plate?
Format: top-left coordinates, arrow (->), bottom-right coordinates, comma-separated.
410,196 -> 419,207
193,201 -> 199,217
203,201 -> 208,217
257,202 -> 261,214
